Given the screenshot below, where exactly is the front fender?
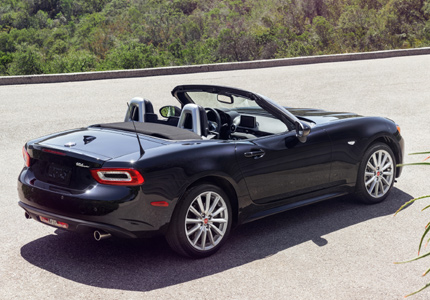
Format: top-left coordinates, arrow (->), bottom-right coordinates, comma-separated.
325,117 -> 403,184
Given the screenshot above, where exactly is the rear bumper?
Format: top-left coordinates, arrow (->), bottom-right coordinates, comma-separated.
17,168 -> 175,238
19,201 -> 137,238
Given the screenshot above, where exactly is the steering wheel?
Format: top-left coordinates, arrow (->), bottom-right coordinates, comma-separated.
205,108 -> 221,138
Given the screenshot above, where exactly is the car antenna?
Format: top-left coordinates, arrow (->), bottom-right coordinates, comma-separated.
127,102 -> 145,158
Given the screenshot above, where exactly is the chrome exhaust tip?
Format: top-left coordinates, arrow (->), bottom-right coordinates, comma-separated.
94,230 -> 111,241
24,212 -> 31,219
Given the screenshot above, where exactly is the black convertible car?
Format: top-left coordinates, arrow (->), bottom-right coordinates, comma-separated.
18,85 -> 404,258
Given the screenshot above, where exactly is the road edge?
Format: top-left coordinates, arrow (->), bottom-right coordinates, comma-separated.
1,47 -> 429,86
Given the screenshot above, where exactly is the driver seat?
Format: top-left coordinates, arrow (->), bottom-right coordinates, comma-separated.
177,104 -> 208,137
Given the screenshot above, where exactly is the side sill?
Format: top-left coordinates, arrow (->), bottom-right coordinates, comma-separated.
244,191 -> 348,223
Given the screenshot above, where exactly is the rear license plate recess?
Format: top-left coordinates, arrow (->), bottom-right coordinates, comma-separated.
47,163 -> 72,185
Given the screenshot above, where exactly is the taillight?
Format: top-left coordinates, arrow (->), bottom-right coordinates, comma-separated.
22,146 -> 31,167
396,124 -> 401,134
90,168 -> 144,186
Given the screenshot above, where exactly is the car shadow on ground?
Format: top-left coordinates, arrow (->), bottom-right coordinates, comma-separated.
21,187 -> 412,292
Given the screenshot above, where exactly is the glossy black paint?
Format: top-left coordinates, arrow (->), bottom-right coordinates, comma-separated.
236,127 -> 332,203
18,85 -> 404,240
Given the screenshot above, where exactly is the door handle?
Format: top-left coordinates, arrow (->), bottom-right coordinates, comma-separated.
244,149 -> 265,159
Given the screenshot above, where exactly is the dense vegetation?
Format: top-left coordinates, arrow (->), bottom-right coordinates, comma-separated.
1,0 -> 429,75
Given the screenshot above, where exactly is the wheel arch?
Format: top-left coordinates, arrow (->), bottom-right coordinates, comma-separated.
365,135 -> 402,178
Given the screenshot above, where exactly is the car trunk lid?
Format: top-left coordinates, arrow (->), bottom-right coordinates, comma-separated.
36,127 -> 164,159
27,127 -> 164,190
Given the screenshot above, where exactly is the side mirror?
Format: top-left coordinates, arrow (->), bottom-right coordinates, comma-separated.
295,121 -> 311,143
160,105 -> 181,118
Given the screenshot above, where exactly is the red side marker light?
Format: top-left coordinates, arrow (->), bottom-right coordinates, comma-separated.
396,125 -> 401,134
22,146 -> 31,167
151,201 -> 169,207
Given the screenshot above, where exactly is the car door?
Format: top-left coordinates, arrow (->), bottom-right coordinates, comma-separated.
235,126 -> 332,204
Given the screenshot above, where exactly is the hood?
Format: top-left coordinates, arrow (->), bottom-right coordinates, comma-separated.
287,108 -> 362,124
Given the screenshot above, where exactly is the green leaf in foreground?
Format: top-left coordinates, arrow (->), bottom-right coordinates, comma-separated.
395,152 -> 430,297
394,195 -> 430,216
404,283 -> 430,298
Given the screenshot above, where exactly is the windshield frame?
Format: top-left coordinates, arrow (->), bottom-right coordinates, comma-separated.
171,85 -> 302,131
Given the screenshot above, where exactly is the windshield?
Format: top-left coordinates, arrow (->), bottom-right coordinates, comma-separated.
184,90 -> 291,136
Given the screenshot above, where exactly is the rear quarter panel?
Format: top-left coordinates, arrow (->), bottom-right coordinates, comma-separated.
105,140 -> 250,226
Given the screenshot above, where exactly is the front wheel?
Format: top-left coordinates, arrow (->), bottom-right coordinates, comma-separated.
355,143 -> 396,204
166,184 -> 232,258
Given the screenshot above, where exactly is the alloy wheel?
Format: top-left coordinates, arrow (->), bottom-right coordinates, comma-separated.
184,191 -> 229,251
364,149 -> 394,198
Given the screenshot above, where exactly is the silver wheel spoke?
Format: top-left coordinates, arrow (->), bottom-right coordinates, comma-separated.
205,192 -> 211,213
372,153 -> 378,167
382,162 -> 392,171
189,205 -> 201,217
381,176 -> 390,186
380,153 -> 388,168
367,161 -> 377,172
196,196 -> 205,214
212,206 -> 226,217
366,176 -> 376,186
192,227 -> 204,245
368,180 -> 377,195
187,224 -> 200,236
208,196 -> 221,215
211,218 -> 227,223
374,181 -> 380,197
186,218 -> 201,224
207,228 -> 215,246
201,228 -> 207,250
210,223 -> 224,236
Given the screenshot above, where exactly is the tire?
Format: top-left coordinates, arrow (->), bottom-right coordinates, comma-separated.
355,143 -> 396,204
166,184 -> 232,258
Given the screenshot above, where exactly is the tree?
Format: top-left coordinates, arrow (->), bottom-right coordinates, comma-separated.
8,44 -> 43,75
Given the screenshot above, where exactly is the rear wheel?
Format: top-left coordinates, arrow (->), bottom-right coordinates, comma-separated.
166,184 -> 232,258
355,143 -> 396,204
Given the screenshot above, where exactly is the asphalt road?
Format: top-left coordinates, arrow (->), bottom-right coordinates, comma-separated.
1,55 -> 430,300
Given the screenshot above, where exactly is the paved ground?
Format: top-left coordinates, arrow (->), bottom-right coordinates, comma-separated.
1,55 -> 430,299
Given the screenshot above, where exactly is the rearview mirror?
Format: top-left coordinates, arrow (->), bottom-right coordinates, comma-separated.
295,121 -> 311,143
217,94 -> 233,104
160,105 -> 181,118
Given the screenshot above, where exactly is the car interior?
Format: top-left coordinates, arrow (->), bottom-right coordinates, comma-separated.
118,94 -> 291,141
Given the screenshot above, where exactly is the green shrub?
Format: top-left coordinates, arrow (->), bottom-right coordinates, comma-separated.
1,0 -> 430,75
44,50 -> 97,74
8,44 -> 43,75
101,42 -> 163,70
